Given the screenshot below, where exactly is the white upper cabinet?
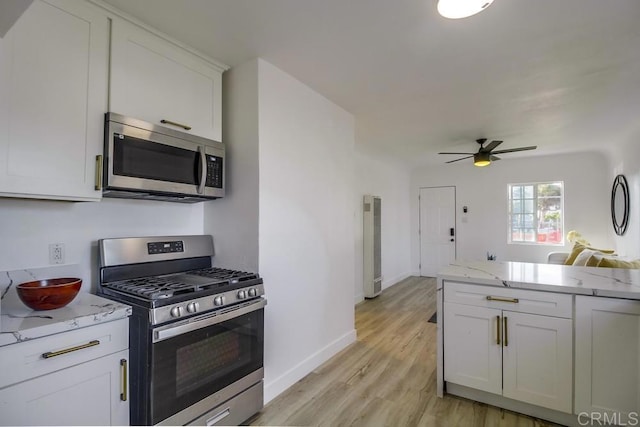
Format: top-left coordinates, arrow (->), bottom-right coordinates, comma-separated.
109,18 -> 225,141
0,0 -> 108,201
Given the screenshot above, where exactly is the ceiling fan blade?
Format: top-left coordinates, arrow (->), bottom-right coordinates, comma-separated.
482,140 -> 503,152
490,155 -> 501,161
438,152 -> 475,155
445,155 -> 474,164
492,145 -> 537,154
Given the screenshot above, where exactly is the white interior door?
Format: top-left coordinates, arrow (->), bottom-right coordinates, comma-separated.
420,186 -> 455,276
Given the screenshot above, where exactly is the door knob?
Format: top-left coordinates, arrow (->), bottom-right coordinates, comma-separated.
450,238 -> 454,242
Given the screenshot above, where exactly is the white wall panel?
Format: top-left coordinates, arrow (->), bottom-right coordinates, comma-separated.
354,150 -> 411,302
257,59 -> 356,402
608,137 -> 640,258
203,59 -> 259,271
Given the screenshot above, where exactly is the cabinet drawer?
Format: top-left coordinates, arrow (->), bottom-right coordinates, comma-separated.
0,318 -> 128,389
444,282 -> 572,318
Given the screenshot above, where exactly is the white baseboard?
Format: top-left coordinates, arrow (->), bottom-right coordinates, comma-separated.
263,328 -> 357,404
355,271 -> 411,305
410,270 -> 420,277
382,271 -> 411,290
354,292 -> 364,304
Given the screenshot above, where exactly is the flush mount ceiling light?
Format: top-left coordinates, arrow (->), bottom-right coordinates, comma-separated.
473,152 -> 491,167
437,0 -> 495,19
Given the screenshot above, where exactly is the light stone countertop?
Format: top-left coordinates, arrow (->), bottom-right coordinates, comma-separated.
437,260 -> 640,300
0,292 -> 131,347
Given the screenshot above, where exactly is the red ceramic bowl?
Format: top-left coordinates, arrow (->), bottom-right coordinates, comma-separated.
17,278 -> 82,310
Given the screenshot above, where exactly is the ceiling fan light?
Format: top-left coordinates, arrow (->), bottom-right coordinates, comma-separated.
437,0 -> 495,19
474,152 -> 491,167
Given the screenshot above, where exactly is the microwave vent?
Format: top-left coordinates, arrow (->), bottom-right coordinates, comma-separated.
103,189 -> 217,204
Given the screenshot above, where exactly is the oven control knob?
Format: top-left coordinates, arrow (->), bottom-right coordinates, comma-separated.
186,302 -> 199,313
237,290 -> 247,299
248,288 -> 257,297
170,306 -> 184,318
214,296 -> 224,306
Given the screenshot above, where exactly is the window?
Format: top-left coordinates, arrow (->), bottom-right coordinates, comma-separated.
508,182 -> 563,245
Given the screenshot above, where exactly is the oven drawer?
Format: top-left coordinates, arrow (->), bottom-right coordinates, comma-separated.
0,318 -> 129,388
191,381 -> 263,426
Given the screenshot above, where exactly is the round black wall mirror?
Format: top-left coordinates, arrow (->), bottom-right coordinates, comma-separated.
611,174 -> 630,236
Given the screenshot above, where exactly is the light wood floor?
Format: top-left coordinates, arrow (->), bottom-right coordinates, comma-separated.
249,277 -> 557,426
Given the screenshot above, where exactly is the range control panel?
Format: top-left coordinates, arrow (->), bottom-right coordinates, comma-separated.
147,241 -> 184,254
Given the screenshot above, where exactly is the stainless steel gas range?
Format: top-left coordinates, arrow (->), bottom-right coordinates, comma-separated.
97,235 -> 265,426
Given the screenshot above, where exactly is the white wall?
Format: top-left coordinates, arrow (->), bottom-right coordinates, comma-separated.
216,58 -> 356,403
0,197 -> 203,290
257,59 -> 356,402
354,149 -> 411,303
410,151 -> 613,267
203,60 -> 260,271
607,136 -> 640,258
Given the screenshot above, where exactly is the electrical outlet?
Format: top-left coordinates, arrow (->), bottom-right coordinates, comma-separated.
49,243 -> 65,264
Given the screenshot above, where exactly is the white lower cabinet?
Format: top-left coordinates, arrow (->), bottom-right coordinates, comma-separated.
0,318 -> 129,426
575,296 -> 640,420
502,311 -> 572,412
443,283 -> 573,414
0,350 -> 129,426
443,303 -> 502,394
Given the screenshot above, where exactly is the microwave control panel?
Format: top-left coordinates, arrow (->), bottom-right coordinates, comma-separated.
206,156 -> 223,188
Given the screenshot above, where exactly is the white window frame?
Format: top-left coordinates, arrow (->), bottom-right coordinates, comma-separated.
508,181 -> 564,246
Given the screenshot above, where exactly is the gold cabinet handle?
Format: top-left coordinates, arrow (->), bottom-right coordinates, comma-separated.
160,119 -> 192,131
95,155 -> 103,191
504,317 -> 509,347
42,340 -> 100,359
120,359 -> 127,401
496,315 -> 501,345
486,296 -> 519,304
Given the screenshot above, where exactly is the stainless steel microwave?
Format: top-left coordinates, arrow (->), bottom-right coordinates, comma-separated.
101,113 -> 224,203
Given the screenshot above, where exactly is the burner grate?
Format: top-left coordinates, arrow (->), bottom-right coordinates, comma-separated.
103,267 -> 260,300
106,277 -> 201,299
188,267 -> 258,283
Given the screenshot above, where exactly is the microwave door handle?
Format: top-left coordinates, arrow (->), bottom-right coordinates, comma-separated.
197,146 -> 206,194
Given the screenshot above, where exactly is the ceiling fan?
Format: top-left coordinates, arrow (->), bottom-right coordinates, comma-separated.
438,139 -> 537,167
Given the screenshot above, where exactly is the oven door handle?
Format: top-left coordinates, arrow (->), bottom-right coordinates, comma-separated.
154,299 -> 266,343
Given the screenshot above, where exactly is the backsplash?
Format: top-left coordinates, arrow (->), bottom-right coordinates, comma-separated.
0,197 -> 204,292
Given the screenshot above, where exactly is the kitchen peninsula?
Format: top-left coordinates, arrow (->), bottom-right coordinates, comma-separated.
437,261 -> 640,426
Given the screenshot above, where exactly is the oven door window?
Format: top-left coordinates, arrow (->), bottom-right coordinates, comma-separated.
114,133 -> 200,185
151,309 -> 263,425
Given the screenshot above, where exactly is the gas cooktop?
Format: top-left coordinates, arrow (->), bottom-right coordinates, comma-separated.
103,267 -> 260,300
